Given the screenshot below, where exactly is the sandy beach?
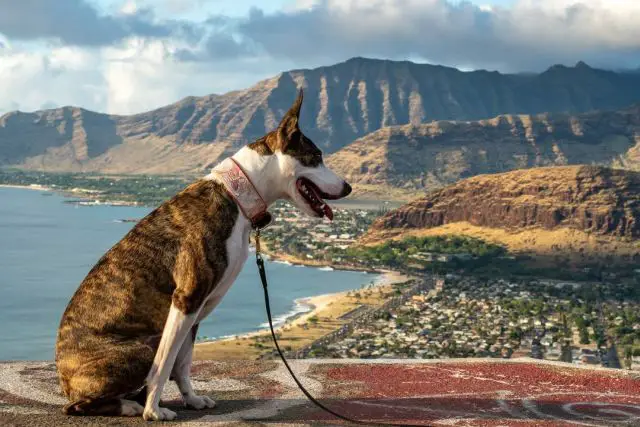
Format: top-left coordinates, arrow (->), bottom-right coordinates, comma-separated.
0,183 -> 140,207
194,269 -> 412,360
0,184 -> 51,191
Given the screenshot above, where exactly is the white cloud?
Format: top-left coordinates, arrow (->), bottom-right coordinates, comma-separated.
102,38 -> 196,114
0,46 -> 105,114
239,0 -> 640,71
1,0 -> 640,116
0,38 -> 287,115
119,0 -> 139,15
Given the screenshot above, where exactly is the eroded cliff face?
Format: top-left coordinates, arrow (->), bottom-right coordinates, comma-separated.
328,105 -> 640,191
364,166 -> 640,241
3,58 -> 640,174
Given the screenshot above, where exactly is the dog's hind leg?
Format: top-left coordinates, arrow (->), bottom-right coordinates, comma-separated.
58,338 -> 155,418
63,397 -> 143,417
172,323 -> 216,410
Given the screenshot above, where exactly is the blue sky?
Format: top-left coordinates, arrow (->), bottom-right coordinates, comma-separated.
93,0 -> 518,19
0,0 -> 639,115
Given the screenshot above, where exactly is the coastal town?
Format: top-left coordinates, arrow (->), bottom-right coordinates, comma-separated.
261,201 -> 382,261
297,277 -> 640,369
2,171 -> 640,371
258,203 -> 640,371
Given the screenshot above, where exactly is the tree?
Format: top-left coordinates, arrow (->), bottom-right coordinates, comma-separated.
579,328 -> 590,345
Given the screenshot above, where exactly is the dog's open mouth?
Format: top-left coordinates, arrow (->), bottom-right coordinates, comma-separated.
296,177 -> 334,220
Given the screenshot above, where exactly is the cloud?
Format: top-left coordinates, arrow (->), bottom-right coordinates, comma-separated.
0,38 -> 288,115
161,0 -> 209,14
0,46 -> 105,114
4,0 -> 639,70
172,14 -> 256,61
2,0 -> 640,117
0,0 -> 186,46
231,0 -> 640,71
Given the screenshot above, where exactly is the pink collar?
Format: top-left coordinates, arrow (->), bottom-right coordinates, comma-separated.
212,157 -> 271,229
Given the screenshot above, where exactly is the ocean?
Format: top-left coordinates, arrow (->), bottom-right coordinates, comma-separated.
0,187 -> 378,361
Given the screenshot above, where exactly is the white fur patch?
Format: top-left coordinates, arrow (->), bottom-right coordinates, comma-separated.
121,399 -> 144,417
197,215 -> 250,322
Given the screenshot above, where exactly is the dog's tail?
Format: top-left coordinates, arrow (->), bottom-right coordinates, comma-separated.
62,397 -> 122,416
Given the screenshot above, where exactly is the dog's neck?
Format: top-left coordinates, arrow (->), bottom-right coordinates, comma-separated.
208,147 -> 283,228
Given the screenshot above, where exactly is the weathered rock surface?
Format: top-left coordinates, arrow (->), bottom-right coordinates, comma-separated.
328,104 -> 640,191
3,58 -> 640,174
365,166 -> 640,240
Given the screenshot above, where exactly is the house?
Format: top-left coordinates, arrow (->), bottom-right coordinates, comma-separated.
580,354 -> 600,365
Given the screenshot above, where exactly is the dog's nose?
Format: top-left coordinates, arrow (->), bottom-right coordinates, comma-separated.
341,182 -> 352,197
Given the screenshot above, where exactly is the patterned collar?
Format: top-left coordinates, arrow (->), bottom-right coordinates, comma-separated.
212,157 -> 272,229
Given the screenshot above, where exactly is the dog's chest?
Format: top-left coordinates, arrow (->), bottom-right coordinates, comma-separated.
198,216 -> 250,321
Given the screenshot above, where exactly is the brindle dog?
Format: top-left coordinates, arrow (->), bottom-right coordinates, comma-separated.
56,90 -> 352,421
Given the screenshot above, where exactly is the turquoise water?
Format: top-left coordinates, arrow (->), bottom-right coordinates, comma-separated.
0,187 -> 377,361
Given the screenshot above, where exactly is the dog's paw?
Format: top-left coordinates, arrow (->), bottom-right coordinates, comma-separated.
184,394 -> 216,410
120,400 -> 144,417
142,405 -> 177,421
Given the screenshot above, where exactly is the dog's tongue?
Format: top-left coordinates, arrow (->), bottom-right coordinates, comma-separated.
323,203 -> 334,221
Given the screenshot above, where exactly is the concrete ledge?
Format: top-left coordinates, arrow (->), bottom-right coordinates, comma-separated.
1,358 -> 639,426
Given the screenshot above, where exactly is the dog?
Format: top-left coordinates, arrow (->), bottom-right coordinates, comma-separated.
55,90 -> 352,421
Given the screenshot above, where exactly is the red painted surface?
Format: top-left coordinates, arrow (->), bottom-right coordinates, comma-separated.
325,362 -> 640,397
1,359 -> 639,426
305,362 -> 640,426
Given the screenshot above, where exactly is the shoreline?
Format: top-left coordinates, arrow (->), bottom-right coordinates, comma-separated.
194,239 -> 406,352
194,269 -> 411,359
198,272 -> 397,343
0,183 -> 140,207
257,238 -> 382,274
3,182 -> 406,359
0,184 -> 51,191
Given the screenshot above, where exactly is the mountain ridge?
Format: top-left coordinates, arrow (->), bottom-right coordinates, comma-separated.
3,57 -> 640,174
327,104 -> 640,196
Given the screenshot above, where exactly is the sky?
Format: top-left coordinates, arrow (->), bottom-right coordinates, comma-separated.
0,0 -> 639,115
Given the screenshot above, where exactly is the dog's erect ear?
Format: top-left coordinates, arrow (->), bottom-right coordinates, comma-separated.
277,89 -> 303,145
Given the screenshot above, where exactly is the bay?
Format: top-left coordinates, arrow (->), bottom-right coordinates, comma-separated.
0,187 -> 376,361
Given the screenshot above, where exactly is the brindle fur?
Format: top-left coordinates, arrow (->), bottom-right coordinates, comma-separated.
56,180 -> 238,410
55,89 -> 339,419
248,90 -> 323,167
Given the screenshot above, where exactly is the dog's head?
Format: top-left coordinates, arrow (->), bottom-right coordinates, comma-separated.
248,89 -> 351,220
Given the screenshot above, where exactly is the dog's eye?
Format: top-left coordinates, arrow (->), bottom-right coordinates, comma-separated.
300,153 -> 322,166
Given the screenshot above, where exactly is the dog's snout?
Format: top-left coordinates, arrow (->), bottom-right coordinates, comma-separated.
341,182 -> 352,198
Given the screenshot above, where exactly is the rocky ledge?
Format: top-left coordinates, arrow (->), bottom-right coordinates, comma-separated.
365,165 -> 640,239
1,358 -> 639,426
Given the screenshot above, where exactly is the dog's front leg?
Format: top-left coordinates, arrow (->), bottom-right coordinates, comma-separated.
172,324 -> 216,410
143,304 -> 198,421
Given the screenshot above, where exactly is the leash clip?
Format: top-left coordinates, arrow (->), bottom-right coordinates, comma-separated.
254,229 -> 262,255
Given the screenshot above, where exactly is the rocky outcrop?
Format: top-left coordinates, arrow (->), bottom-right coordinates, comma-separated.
0,107 -> 123,167
364,166 -> 640,240
3,58 -> 640,174
328,105 -> 640,191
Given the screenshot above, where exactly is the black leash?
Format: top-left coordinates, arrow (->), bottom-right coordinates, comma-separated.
254,229 -> 432,427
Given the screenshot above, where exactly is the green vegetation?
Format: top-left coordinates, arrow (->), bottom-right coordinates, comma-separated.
0,169 -> 190,206
323,234 -> 639,284
325,235 -> 506,270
